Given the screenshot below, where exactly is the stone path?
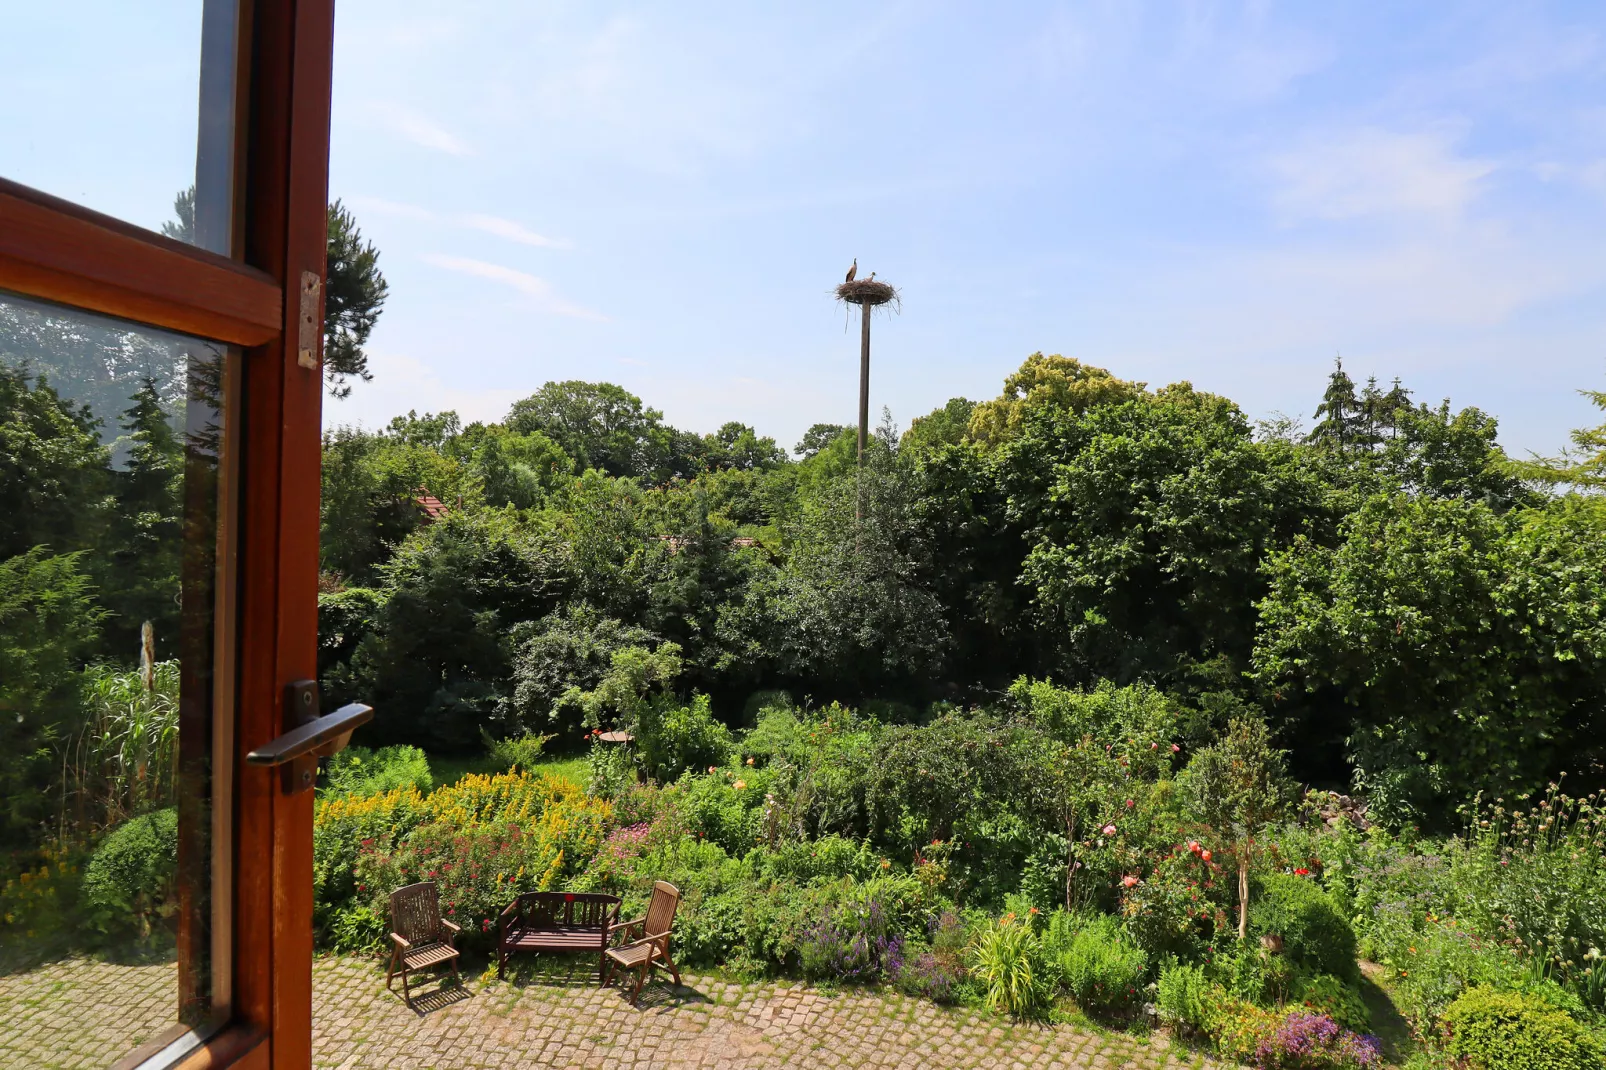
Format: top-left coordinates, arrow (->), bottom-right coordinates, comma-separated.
0,957 -> 174,1069
1,955 -> 1234,1069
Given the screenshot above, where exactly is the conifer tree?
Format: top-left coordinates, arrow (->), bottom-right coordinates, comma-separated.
105,377 -> 183,657
1309,357 -> 1361,452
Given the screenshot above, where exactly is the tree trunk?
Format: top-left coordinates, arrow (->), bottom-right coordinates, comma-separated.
1237,851 -> 1251,940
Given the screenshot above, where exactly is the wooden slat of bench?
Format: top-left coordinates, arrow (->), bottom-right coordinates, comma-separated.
508,930 -> 604,949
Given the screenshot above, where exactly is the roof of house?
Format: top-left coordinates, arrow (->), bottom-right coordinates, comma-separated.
415,488 -> 449,521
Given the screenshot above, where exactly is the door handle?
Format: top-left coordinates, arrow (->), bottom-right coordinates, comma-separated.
245,680 -> 373,794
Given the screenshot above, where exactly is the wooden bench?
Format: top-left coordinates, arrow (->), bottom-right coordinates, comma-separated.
497,891 -> 621,981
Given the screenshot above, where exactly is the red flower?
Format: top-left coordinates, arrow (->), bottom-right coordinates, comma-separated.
565,893 -> 575,902
1122,874 -> 1139,888
1294,868 -> 1310,877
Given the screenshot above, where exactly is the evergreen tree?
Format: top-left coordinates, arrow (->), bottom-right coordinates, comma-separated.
1380,377 -> 1412,440
104,377 -> 183,658
0,364 -> 109,561
1309,357 -> 1361,451
323,200 -> 390,399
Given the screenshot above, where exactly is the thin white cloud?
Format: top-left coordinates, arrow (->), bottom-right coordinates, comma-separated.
421,253 -> 605,321
462,214 -> 573,249
344,196 -> 436,221
1270,128 -> 1495,224
380,105 -> 472,156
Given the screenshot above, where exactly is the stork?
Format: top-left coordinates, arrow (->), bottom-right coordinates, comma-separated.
845,258 -> 857,283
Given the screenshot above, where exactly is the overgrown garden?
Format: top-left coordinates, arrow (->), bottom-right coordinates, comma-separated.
6,339 -> 1606,1068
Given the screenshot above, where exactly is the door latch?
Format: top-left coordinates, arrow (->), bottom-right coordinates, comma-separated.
245,681 -> 372,795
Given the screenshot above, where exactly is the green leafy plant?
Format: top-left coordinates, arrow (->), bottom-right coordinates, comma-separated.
481,729 -> 552,773
1295,972 -> 1372,1033
322,744 -> 433,797
1156,958 -> 1211,1030
1182,716 -> 1294,941
971,914 -> 1053,1018
1052,912 -> 1149,1013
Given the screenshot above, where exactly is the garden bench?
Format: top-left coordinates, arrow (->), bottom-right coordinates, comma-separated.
497,891 -> 621,980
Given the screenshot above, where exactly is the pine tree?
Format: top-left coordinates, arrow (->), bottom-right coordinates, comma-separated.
1309,357 -> 1361,451
1359,375 -> 1385,451
104,377 -> 183,659
323,200 -> 390,399
1380,377 -> 1413,441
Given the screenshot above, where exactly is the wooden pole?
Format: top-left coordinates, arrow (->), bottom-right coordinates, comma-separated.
857,300 -> 871,463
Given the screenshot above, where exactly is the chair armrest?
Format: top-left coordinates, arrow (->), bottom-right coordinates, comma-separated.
618,929 -> 671,952
390,933 -> 412,951
441,919 -> 461,942
499,899 -> 521,923
611,917 -> 645,944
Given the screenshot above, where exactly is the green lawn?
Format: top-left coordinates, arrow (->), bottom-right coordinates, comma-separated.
428,751 -> 588,790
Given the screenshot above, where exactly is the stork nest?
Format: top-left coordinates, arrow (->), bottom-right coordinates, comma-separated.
835,278 -> 899,307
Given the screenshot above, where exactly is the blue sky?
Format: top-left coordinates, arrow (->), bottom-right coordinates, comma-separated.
6,3 -> 1606,458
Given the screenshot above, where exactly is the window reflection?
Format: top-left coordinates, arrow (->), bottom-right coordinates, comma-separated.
0,292 -> 231,1060
0,0 -> 241,257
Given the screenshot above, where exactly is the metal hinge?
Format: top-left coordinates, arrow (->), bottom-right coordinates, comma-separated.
297,270 -> 321,369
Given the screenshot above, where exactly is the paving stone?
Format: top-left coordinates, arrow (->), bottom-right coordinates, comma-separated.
0,955 -> 1243,1069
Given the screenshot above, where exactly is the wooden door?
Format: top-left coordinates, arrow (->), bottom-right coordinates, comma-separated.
0,2 -> 336,1067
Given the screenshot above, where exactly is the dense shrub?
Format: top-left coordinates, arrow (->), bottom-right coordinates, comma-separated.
1440,987 -> 1604,1070
81,808 -> 177,936
323,744 -> 433,797
639,693 -> 733,782
1209,996 -> 1283,1063
1252,873 -> 1358,981
313,785 -> 427,928
1050,912 -> 1149,1012
355,783 -> 612,950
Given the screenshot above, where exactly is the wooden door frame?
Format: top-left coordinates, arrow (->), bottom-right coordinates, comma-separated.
0,2 -> 337,1068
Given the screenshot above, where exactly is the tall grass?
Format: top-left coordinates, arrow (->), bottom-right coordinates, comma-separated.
58,661 -> 180,838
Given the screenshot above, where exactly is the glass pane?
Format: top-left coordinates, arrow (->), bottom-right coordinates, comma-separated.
0,292 -> 232,1063
0,1 -> 242,255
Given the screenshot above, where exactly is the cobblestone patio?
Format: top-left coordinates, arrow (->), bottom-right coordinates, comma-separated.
1,955 -> 1236,1069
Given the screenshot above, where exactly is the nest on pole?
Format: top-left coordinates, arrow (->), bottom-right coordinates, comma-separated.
835,278 -> 899,309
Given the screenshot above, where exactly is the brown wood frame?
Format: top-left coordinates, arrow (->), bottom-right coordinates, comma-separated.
0,180 -> 281,346
2,1 -> 337,1068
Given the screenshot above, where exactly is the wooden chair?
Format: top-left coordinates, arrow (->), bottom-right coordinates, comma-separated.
386,881 -> 461,1005
603,880 -> 681,1005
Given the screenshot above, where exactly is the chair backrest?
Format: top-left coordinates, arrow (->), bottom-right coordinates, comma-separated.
391,881 -> 442,945
644,880 -> 680,937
